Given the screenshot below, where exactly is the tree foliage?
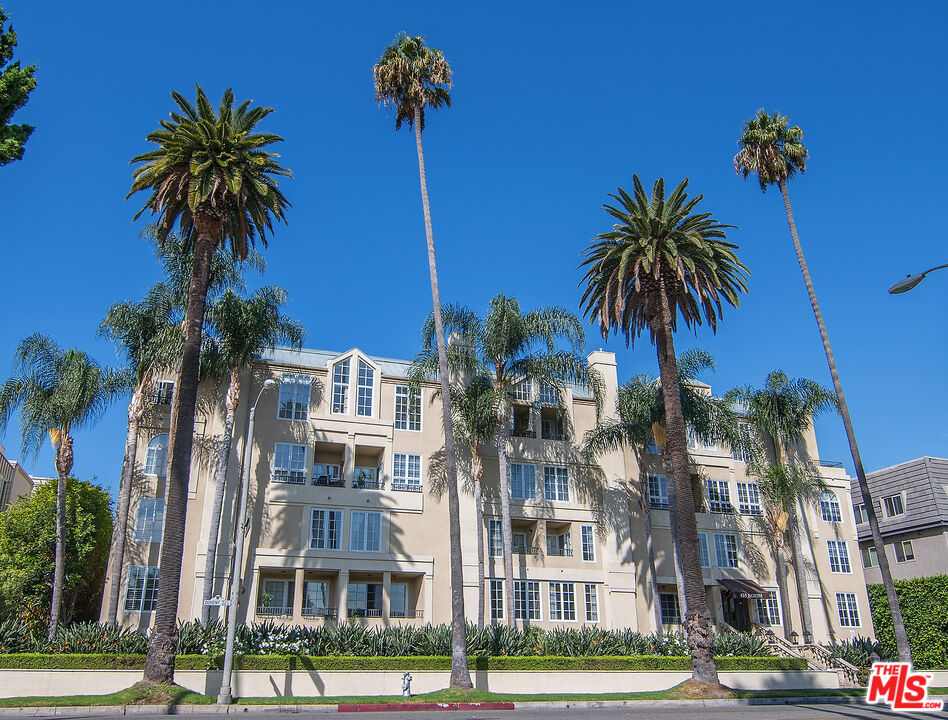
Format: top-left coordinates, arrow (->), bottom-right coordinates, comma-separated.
373,33 -> 451,131
0,478 -> 112,630
868,575 -> 948,670
0,6 -> 36,166
734,109 -> 808,191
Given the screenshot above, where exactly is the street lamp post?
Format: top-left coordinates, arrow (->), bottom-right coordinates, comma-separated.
217,378 -> 277,705
888,263 -> 948,294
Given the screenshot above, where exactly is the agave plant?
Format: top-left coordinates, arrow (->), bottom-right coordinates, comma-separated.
824,636 -> 890,667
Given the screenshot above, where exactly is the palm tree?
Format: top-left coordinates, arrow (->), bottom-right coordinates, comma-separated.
580,176 -> 748,687
199,286 -> 304,620
735,110 -> 911,664
445,376 -> 499,627
374,34 -> 470,689
0,334 -> 129,638
128,85 -> 290,684
411,294 -> 602,627
728,370 -> 837,641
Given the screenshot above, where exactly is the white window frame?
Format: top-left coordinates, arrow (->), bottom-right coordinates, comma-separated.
836,592 -> 861,627
392,452 -> 422,492
732,421 -> 754,463
273,442 -> 307,484
648,474 -> 668,508
546,529 -> 572,557
331,358 -> 350,414
260,578 -> 295,615
737,481 -> 762,516
513,580 -> 541,621
349,510 -> 382,553
310,507 -> 343,550
390,583 -> 409,618
488,519 -> 503,557
543,465 -> 569,502
133,498 -> 165,543
714,533 -> 739,568
894,539 -> 915,563
862,545 -> 879,567
394,385 -> 422,431
143,434 -> 169,477
827,540 -> 852,573
490,579 -> 504,621
514,379 -> 533,403
512,531 -> 529,554
883,494 -> 905,518
277,373 -> 311,421
302,580 -> 331,616
153,380 -> 174,406
313,463 -> 341,486
660,592 -> 681,624
580,525 -> 596,562
756,590 -> 782,626
584,583 -> 599,622
538,381 -> 559,405
510,463 -> 537,500
698,532 -> 711,568
706,479 -> 732,513
819,490 -> 842,523
347,582 -> 382,616
356,359 -> 374,417
853,503 -> 868,525
548,581 -> 576,621
123,565 -> 159,613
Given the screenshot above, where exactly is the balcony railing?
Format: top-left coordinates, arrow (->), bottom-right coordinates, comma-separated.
354,478 -> 382,490
547,546 -> 573,557
392,481 -> 422,492
512,545 -> 541,555
313,476 -> 344,487
390,609 -> 425,619
302,606 -> 338,618
511,428 -> 536,439
819,459 -> 845,468
257,605 -> 293,617
348,608 -> 383,618
273,472 -> 306,485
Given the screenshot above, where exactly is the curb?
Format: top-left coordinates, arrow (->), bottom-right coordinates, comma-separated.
339,702 -> 516,712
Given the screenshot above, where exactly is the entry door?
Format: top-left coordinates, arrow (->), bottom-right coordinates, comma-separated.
722,590 -> 751,631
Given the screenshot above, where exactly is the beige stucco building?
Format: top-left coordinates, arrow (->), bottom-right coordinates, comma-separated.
0,441 -> 35,510
102,346 -> 872,643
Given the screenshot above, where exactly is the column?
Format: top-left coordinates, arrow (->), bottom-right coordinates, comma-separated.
423,572 -> 434,622
338,568 -> 349,620
293,568 -> 305,621
382,571 -> 392,622
245,568 -> 260,623
343,433 -> 356,487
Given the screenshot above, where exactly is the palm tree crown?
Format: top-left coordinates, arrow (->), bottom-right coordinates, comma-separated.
580,176 -> 748,341
373,33 -> 452,131
128,85 -> 291,258
734,109 -> 808,192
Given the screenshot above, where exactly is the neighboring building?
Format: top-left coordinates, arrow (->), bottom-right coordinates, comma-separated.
850,457 -> 948,583
102,346 -> 872,643
0,441 -> 34,510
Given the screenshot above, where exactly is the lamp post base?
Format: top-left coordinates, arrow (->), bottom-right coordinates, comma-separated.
217,692 -> 232,705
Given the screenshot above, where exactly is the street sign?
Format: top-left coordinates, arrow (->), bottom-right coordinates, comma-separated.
204,595 -> 233,607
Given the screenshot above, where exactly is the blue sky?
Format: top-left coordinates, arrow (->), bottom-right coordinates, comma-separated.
1,1 -> 945,498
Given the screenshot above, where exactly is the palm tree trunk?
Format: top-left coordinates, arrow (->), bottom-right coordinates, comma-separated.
662,452 -> 689,619
655,289 -> 719,686
143,227 -> 216,685
201,370 -> 239,623
413,106 -> 472,689
772,538 -> 794,642
634,452 -> 663,633
472,448 -> 485,627
778,180 -> 911,663
788,516 -> 813,641
106,387 -> 145,623
49,435 -> 73,640
495,404 -> 516,627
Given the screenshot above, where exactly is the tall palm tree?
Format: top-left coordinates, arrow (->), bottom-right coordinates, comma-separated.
734,110 -> 911,663
580,176 -> 748,687
446,376 -> 499,627
128,85 -> 290,684
374,34 -> 470,690
0,334 -> 129,638
199,286 -> 304,620
411,294 -> 602,627
728,370 -> 837,641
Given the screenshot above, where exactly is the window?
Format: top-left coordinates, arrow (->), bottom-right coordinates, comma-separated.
512,532 -> 529,554
514,379 -> 532,403
836,592 -> 861,627
488,519 -> 503,557
584,584 -> 599,622
660,593 -> 681,624
394,385 -> 421,431
513,580 -> 541,620
259,578 -> 294,616
543,466 -> 569,501
714,533 -> 739,568
580,525 -> 596,562
732,422 -> 754,463
736,482 -> 761,515
853,503 -> 868,524
143,434 -> 168,477
123,566 -> 158,612
349,511 -> 382,552
538,382 -> 559,405
756,591 -> 782,626
862,546 -> 879,567
646,438 -> 662,455
827,540 -> 852,573
883,494 -> 905,518
490,580 -> 504,621
331,359 -> 349,414
546,530 -> 572,557
698,533 -> 711,568
133,498 -> 164,542
549,582 -> 576,621
278,373 -> 311,421
894,539 -> 915,563
348,582 -> 382,617
310,508 -> 343,550
154,380 -> 174,405
273,443 -> 306,484
356,359 -> 374,416
302,581 -> 331,617
354,465 -> 380,489
705,479 -> 732,513
819,490 -> 842,523
390,583 -> 409,618
510,463 -> 537,500
392,453 -> 422,492
313,463 -> 341,487
648,475 -> 668,509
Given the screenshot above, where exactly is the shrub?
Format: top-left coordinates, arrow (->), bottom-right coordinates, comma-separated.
868,575 -> 948,669
823,636 -> 891,668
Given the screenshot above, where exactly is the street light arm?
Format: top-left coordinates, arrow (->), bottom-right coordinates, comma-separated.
888,262 -> 948,294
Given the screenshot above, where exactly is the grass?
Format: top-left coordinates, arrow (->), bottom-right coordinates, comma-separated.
0,682 -> 214,708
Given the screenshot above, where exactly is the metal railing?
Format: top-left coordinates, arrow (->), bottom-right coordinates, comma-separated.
313,477 -> 344,487
256,605 -> 294,617
390,610 -> 425,619
301,607 -> 338,618
272,472 -> 306,485
354,478 -> 382,490
819,459 -> 845,468
512,545 -> 541,555
391,481 -> 423,492
547,546 -> 573,557
348,608 -> 383,618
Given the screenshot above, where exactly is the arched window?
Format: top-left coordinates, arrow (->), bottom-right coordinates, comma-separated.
819,490 -> 841,523
143,434 -> 169,477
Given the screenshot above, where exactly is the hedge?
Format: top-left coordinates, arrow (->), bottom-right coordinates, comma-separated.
868,575 -> 948,670
0,654 -> 807,672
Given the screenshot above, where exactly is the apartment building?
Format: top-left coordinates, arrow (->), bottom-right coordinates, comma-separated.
103,346 -> 872,643
0,441 -> 34,510
850,457 -> 948,582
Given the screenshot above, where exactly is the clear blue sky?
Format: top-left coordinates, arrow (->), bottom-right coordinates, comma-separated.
1,1 -> 945,499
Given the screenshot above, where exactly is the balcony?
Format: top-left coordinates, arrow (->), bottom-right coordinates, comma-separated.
547,546 -> 573,557
348,608 -> 383,618
257,605 -> 294,617
390,609 -> 425,619
302,606 -> 338,619
512,544 -> 541,555
391,481 -> 422,492
272,471 -> 306,485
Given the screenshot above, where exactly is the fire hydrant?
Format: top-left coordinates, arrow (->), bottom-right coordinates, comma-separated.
402,671 -> 412,699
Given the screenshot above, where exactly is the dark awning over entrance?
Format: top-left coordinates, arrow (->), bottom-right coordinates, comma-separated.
718,577 -> 768,600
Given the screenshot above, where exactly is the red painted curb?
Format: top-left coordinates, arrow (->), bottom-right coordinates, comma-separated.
338,701 -> 516,712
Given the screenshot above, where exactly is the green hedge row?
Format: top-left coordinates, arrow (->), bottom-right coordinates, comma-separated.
0,653 -> 807,672
868,575 -> 948,670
